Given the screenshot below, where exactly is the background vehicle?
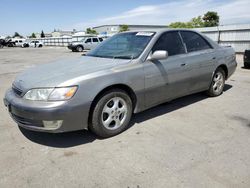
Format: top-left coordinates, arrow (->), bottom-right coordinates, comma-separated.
244,49 -> 250,68
14,39 -> 26,47
0,39 -> 15,48
22,40 -> 43,48
4,29 -> 237,138
68,37 -> 103,52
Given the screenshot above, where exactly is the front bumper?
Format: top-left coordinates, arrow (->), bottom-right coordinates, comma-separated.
3,89 -> 91,133
67,44 -> 77,50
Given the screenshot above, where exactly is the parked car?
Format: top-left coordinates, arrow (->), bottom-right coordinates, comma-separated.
14,39 -> 26,47
68,37 -> 103,52
4,29 -> 237,137
0,39 -> 15,48
244,49 -> 250,68
22,40 -> 43,48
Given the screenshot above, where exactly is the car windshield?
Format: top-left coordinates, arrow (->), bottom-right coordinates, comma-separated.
86,32 -> 155,59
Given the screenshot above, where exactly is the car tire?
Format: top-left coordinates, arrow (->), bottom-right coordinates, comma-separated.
38,44 -> 43,48
89,89 -> 133,138
76,46 -> 84,52
244,62 -> 250,69
206,67 -> 225,97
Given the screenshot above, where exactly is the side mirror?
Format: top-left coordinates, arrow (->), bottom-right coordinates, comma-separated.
149,50 -> 168,61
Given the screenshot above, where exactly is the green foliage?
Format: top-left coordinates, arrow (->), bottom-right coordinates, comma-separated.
169,22 -> 193,28
41,30 -> 45,38
169,11 -> 219,28
191,16 -> 205,28
30,33 -> 36,38
203,11 -> 219,27
119,25 -> 129,32
86,28 -> 97,34
13,32 -> 23,38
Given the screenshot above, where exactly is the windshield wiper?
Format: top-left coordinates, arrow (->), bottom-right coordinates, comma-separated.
113,55 -> 134,60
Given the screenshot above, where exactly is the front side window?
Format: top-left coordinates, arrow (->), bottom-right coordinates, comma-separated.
99,38 -> 103,42
93,38 -> 98,42
87,32 -> 155,59
152,31 -> 185,56
85,38 -> 91,43
180,31 -> 212,52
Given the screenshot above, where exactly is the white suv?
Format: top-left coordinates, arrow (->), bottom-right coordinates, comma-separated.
68,37 -> 103,52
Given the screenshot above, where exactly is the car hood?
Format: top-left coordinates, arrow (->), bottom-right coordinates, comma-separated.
13,56 -> 130,91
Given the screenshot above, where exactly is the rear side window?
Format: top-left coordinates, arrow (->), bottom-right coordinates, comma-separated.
152,31 -> 185,56
92,38 -> 98,42
180,31 -> 212,52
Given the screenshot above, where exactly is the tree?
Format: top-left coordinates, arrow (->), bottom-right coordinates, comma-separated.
13,32 -> 23,38
169,22 -> 193,28
169,11 -> 219,28
86,28 -> 97,34
119,25 -> 129,32
202,11 -> 219,27
30,33 -> 36,38
41,30 -> 45,38
191,16 -> 204,28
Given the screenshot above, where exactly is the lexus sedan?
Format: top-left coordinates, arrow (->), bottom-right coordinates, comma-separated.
3,29 -> 237,137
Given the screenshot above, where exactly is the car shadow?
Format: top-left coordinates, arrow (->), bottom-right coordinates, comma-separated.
130,85 -> 232,126
241,66 -> 250,69
20,84 -> 233,148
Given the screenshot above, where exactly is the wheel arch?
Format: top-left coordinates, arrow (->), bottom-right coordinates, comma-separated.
88,84 -> 137,125
217,64 -> 228,79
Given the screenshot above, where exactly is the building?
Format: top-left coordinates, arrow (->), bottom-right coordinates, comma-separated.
51,30 -> 77,37
93,24 -> 167,36
34,32 -> 52,38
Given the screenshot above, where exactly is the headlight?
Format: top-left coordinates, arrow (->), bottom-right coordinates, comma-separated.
23,86 -> 78,101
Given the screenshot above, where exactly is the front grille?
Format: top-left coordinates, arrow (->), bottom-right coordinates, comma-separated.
11,114 -> 44,127
12,85 -> 23,96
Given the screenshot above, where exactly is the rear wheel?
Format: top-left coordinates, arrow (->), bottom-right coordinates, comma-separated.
89,89 -> 133,138
206,68 -> 225,97
76,45 -> 83,52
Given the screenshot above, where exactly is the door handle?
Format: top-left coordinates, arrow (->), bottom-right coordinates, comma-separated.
180,63 -> 186,67
212,57 -> 216,60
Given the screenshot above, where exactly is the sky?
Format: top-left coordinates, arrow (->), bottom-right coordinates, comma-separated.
0,0 -> 250,36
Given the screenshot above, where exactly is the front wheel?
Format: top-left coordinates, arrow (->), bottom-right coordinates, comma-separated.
89,89 -> 133,138
206,68 -> 225,97
76,45 -> 83,52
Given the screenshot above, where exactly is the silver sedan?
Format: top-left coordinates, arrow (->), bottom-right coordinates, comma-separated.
4,29 -> 237,137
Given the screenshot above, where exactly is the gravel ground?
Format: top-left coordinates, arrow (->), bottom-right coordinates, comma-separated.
0,47 -> 250,188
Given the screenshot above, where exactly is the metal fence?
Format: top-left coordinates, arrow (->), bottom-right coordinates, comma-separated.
35,24 -> 250,52
195,24 -> 250,53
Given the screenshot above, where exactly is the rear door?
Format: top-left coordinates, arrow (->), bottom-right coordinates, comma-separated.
180,31 -> 216,92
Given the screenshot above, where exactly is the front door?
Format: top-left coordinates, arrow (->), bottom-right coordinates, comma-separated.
144,31 -> 191,107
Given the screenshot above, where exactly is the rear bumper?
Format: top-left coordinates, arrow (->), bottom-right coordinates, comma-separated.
244,60 -> 250,67
3,89 -> 91,133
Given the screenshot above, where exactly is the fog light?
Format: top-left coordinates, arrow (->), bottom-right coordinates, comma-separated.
43,120 -> 63,129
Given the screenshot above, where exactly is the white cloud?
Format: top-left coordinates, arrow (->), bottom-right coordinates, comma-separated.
73,0 -> 250,29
